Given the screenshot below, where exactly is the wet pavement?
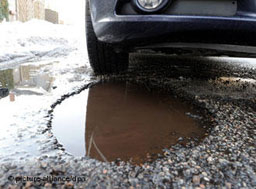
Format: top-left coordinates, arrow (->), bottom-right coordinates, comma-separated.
0,53 -> 255,188
0,62 -> 55,98
0,62 -> 58,163
52,81 -> 207,164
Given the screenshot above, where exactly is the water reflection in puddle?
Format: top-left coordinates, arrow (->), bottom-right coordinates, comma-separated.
0,63 -> 55,99
52,82 -> 206,164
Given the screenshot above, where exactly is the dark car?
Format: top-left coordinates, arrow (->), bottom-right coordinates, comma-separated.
86,0 -> 256,74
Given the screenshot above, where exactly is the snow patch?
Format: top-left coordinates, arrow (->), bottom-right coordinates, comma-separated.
0,19 -> 86,69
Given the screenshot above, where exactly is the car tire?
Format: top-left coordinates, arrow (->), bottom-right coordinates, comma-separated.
86,1 -> 129,74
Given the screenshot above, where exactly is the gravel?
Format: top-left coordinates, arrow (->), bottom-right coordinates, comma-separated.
0,54 -> 255,188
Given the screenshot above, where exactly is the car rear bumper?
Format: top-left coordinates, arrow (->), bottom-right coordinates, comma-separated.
90,0 -> 256,48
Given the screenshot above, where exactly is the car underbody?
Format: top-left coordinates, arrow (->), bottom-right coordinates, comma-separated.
86,0 -> 256,74
132,43 -> 256,58
89,0 -> 256,57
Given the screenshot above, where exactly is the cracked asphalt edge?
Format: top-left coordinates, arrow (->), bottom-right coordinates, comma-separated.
0,54 -> 255,188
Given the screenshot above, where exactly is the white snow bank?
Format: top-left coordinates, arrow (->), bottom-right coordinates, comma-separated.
0,19 -> 86,69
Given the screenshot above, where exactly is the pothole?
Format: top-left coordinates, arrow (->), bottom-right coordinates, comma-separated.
51,81 -> 209,164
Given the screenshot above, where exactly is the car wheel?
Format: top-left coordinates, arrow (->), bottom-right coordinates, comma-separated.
85,1 -> 129,74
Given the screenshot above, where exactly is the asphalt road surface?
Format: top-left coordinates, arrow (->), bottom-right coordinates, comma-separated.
0,53 -> 255,188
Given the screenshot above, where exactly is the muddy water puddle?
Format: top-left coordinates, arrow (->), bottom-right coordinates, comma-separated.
52,82 -> 207,164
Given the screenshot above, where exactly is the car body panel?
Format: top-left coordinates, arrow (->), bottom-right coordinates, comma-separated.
88,0 -> 256,56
